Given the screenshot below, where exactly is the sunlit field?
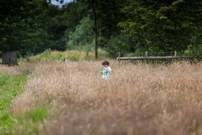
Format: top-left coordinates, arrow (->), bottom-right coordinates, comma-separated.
1,60 -> 202,135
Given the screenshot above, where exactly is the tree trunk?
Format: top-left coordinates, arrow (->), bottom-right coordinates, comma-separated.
91,0 -> 98,59
2,51 -> 18,66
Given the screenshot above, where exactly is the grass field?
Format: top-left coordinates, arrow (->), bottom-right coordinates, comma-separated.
28,49 -> 110,62
1,60 -> 202,135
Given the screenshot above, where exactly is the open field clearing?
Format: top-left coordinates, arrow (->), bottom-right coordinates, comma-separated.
1,60 -> 202,135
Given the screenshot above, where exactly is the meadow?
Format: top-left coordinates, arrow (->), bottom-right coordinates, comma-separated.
1,60 -> 202,135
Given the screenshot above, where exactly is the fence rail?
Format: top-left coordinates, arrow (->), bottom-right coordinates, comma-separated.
117,51 -> 201,61
117,56 -> 199,60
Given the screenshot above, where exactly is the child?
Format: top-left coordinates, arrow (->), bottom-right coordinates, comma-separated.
101,60 -> 112,80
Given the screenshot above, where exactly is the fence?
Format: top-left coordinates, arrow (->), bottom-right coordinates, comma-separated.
117,51 -> 201,63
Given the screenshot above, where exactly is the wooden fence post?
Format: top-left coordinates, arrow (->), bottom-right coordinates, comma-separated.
145,51 -> 148,64
118,52 -> 121,67
174,51 -> 177,63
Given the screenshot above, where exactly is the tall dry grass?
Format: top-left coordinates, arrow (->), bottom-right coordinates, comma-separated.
0,63 -> 37,76
10,60 -> 202,135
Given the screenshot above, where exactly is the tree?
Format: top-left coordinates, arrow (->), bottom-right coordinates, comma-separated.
45,5 -> 68,51
91,0 -> 98,59
106,34 -> 131,58
119,0 -> 202,52
95,0 -> 127,48
74,0 -> 127,59
21,1 -> 89,55
0,0 -> 48,65
67,16 -> 94,49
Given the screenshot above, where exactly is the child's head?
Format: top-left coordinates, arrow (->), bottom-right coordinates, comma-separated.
102,60 -> 109,67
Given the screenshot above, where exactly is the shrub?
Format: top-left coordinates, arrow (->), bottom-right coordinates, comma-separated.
106,34 -> 131,58
57,53 -> 63,59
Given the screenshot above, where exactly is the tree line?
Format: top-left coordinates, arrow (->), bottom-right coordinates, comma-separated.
0,0 -> 201,64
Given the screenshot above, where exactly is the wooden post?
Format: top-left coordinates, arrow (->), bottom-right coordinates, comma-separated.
145,51 -> 148,64
118,52 -> 121,67
174,51 -> 177,63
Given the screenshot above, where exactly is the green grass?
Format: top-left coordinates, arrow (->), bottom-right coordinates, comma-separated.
29,49 -> 110,62
97,48 -> 110,60
14,107 -> 48,135
0,73 -> 48,135
0,73 -> 28,134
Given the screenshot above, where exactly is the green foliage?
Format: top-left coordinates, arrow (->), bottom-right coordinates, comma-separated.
106,35 -> 131,58
0,0 -> 129,59
0,0 -> 49,52
57,52 -> 64,59
29,50 -> 54,62
44,2 -> 88,52
76,0 -> 127,48
67,16 -> 94,49
84,47 -> 93,60
119,0 -> 202,52
69,55 -> 80,60
96,0 -> 127,47
42,49 -> 51,57
97,48 -> 110,60
6,0 -> 201,58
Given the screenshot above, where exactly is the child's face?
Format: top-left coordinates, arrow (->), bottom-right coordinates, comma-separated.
103,64 -> 108,67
